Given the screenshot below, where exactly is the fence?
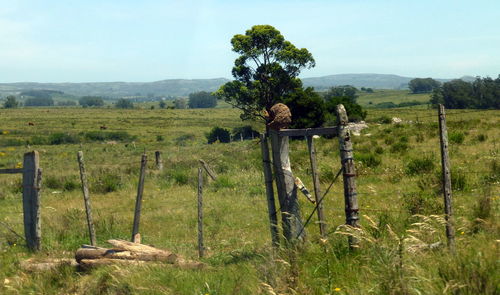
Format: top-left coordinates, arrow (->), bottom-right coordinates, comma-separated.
0,105 -> 496,255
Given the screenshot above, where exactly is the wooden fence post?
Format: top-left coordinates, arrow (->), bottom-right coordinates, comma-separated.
77,151 -> 97,246
306,136 -> 327,237
22,151 -> 41,251
131,153 -> 147,243
336,104 -> 360,248
197,167 -> 204,258
199,159 -> 217,181
438,104 -> 455,251
259,133 -> 280,247
155,151 -> 163,171
269,130 -> 304,244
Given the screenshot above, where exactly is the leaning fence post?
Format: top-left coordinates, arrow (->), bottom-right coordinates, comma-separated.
131,153 -> 147,243
269,130 -> 304,244
438,104 -> 455,251
260,133 -> 280,247
77,151 -> 97,246
22,151 -> 41,251
336,104 -> 360,249
307,136 -> 327,237
197,167 -> 204,258
155,151 -> 163,171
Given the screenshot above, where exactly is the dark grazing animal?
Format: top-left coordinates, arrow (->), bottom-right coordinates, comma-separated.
28,122 -> 35,126
100,125 -> 108,130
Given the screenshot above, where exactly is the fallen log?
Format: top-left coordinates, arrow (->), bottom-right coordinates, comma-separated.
74,239 -> 205,269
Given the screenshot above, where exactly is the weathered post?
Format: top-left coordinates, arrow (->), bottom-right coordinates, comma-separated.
199,159 -> 217,181
155,151 -> 163,171
22,151 -> 42,251
438,104 -> 455,251
131,153 -> 147,243
77,151 -> 97,246
306,136 -> 326,237
197,167 -> 204,258
336,104 -> 360,248
259,134 -> 280,246
269,130 -> 304,244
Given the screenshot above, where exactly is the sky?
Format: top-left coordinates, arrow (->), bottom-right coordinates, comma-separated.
1,0 -> 499,83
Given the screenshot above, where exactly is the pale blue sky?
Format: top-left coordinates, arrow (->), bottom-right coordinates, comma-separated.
1,0 -> 499,82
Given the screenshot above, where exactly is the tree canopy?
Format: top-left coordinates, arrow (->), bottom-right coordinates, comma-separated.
3,96 -> 19,108
79,96 -> 104,107
24,97 -> 54,107
215,25 -> 315,121
430,76 -> 500,109
409,78 -> 441,94
188,91 -> 217,108
115,98 -> 134,109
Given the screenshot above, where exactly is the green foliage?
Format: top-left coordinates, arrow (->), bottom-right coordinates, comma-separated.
283,87 -> 327,128
3,96 -> 18,108
159,100 -> 166,109
232,126 -> 259,140
325,85 -> 358,102
408,78 -> 440,93
79,96 -> 104,107
207,127 -> 231,144
355,153 -> 381,168
188,91 -> 217,108
57,100 -> 77,106
325,95 -> 367,122
20,89 -> 62,99
215,24 -> 315,121
83,131 -> 135,142
390,142 -> 408,153
449,131 -> 465,144
374,100 -> 425,109
91,169 -> 124,193
48,133 -> 79,145
24,97 -> 54,107
431,76 -> 500,109
405,156 -> 435,175
156,135 -> 164,142
403,192 -> 443,215
115,98 -> 134,109
174,98 -> 188,109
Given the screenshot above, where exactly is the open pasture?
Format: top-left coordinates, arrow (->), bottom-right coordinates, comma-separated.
0,106 -> 498,294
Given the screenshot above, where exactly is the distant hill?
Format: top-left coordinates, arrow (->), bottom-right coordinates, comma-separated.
0,74 -> 475,98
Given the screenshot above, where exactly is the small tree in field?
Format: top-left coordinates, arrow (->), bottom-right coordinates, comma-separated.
215,25 -> 315,123
4,96 -> 19,108
115,99 -> 134,109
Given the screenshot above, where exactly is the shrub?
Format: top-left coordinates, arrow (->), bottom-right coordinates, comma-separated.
374,146 -> 384,154
390,142 -> 408,153
83,131 -> 135,142
355,153 -> 381,168
405,156 -> 435,175
206,127 -> 230,144
79,96 -> 104,107
156,135 -> 164,142
115,98 -> 134,109
377,116 -> 392,124
476,134 -> 487,142
48,133 -> 79,145
403,192 -> 443,215
449,132 -> 465,144
232,126 -> 259,140
91,169 -> 123,193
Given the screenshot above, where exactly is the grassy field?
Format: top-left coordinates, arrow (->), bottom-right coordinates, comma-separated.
0,106 -> 498,294
357,89 -> 431,107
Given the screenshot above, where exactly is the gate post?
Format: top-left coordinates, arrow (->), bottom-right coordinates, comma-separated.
22,151 -> 42,251
336,105 -> 360,248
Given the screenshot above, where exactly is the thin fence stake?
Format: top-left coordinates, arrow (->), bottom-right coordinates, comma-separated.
259,134 -> 280,247
438,104 -> 456,251
307,136 -> 327,237
199,159 -> 217,181
336,104 -> 360,249
197,167 -> 204,258
77,151 -> 97,246
131,153 -> 147,243
22,151 -> 41,251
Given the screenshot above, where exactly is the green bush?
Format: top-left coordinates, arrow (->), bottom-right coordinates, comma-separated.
449,132 -> 465,144
355,153 -> 381,168
29,136 -> 48,145
48,133 -> 80,145
403,192 -> 443,215
390,142 -> 408,153
405,156 -> 435,175
91,170 -> 124,193
206,127 -> 230,144
83,131 -> 135,142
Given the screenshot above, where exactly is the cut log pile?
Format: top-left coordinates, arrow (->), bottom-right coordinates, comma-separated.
20,239 -> 205,271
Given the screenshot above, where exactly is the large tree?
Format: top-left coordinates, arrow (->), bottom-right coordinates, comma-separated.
188,91 -> 217,108
215,25 -> 315,121
409,78 -> 441,94
3,95 -> 19,108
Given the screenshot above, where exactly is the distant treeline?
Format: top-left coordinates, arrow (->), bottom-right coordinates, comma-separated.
430,76 -> 500,109
373,100 -> 427,109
